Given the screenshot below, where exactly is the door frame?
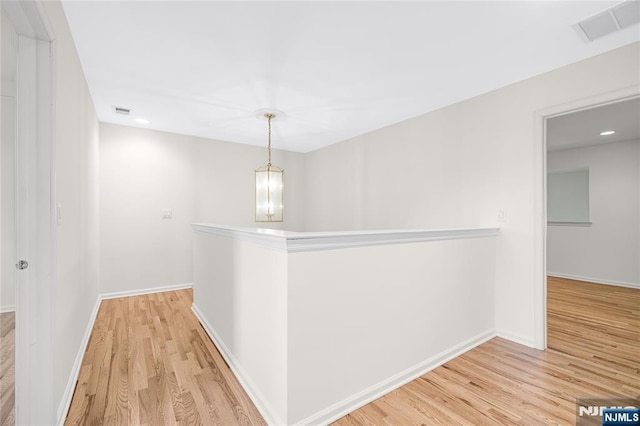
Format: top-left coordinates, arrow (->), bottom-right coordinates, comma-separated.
533,85 -> 640,350
1,1 -> 56,424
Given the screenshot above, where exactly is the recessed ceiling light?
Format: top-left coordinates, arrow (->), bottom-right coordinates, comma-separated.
600,130 -> 615,136
134,118 -> 150,125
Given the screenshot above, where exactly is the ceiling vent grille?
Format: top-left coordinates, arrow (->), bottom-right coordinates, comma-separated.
613,0 -> 640,28
114,106 -> 130,115
575,0 -> 640,42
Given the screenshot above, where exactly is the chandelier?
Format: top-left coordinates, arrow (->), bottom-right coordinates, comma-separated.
255,112 -> 284,222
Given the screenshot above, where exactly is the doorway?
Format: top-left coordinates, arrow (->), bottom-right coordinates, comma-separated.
532,87 -> 640,350
541,95 -> 640,351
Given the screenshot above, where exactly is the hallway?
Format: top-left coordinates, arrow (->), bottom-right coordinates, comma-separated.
65,290 -> 265,425
63,277 -> 639,424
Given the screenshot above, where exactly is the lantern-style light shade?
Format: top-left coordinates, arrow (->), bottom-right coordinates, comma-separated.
255,164 -> 284,222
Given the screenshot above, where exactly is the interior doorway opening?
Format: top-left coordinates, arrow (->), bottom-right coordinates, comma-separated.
541,95 -> 640,352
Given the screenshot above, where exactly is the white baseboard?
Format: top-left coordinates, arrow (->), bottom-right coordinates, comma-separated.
57,296 -> 101,425
191,303 -> 284,426
296,329 -> 496,426
99,282 -> 193,300
547,272 -> 640,290
495,329 -> 536,348
0,305 -> 15,313
57,283 -> 194,425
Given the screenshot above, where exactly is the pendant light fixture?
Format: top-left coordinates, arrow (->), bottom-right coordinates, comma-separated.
255,112 -> 284,222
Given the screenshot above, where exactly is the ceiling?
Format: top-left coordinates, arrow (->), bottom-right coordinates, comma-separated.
61,1 -> 640,153
547,97 -> 640,151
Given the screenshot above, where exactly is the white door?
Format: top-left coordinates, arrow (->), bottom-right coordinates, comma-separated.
2,2 -> 56,424
0,10 -> 17,426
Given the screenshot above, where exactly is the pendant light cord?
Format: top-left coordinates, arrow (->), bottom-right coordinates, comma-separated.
268,114 -> 272,167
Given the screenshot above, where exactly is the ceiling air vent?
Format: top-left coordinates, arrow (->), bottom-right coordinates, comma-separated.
575,0 -> 640,42
613,0 -> 640,29
114,106 -> 130,115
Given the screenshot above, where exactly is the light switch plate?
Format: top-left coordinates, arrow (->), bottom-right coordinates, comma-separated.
162,209 -> 173,219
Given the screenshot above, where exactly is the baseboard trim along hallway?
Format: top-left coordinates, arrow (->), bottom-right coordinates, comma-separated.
57,297 -> 101,424
495,328 -> 536,348
56,283 -> 193,425
99,283 -> 196,300
547,272 -> 640,290
0,306 -> 15,314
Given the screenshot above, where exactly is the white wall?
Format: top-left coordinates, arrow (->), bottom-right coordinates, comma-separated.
287,236 -> 496,424
99,123 -> 305,294
547,140 -> 640,287
42,0 -> 101,413
0,12 -> 16,313
302,43 -> 640,346
99,124 -> 197,294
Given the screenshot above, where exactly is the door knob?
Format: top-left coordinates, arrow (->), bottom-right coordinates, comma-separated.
16,260 -> 28,270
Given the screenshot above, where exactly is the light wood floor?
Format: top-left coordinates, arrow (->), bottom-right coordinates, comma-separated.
65,290 -> 265,425
66,278 -> 639,425
334,277 -> 639,425
0,312 -> 15,426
